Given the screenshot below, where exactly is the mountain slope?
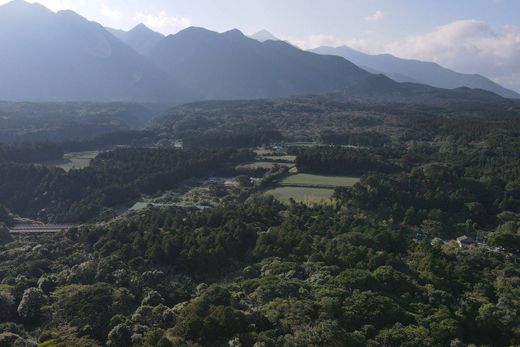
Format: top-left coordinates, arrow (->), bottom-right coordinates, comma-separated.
311,46 -> 520,99
108,23 -> 165,55
0,0 -> 193,103
147,27 -> 372,100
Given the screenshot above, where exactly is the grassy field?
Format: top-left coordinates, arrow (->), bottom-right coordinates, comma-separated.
236,162 -> 293,170
265,187 -> 334,203
279,173 -> 360,188
46,151 -> 99,171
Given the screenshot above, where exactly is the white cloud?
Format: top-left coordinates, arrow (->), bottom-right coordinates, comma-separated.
289,34 -> 385,52
133,11 -> 191,34
101,5 -> 123,23
290,34 -> 345,50
385,19 -> 520,91
290,19 -> 520,91
365,10 -> 385,22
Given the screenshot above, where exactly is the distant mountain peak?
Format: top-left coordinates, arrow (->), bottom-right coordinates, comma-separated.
250,29 -> 279,42
129,23 -> 161,35
108,22 -> 165,55
134,23 -> 148,30
1,0 -> 52,14
173,26 -> 214,38
221,28 -> 246,39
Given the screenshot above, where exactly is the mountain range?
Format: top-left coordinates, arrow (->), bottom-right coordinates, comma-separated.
146,27 -> 371,100
0,0 -> 193,103
311,45 -> 520,99
107,23 -> 165,56
0,0 -> 518,105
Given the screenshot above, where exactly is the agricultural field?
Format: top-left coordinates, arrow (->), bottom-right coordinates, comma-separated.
279,173 -> 360,188
264,173 -> 359,204
265,186 -> 334,203
45,151 -> 99,171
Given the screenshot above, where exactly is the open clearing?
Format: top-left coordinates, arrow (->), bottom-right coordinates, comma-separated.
265,187 -> 334,203
279,173 -> 360,188
46,151 -> 99,171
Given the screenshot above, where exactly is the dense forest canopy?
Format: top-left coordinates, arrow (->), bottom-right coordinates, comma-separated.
0,93 -> 520,346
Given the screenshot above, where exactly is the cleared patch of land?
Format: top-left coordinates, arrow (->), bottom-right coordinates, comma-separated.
279,173 -> 360,188
265,187 -> 334,203
46,151 -> 99,171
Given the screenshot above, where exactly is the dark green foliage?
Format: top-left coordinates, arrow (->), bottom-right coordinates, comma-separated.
0,142 -> 63,163
320,130 -> 391,147
294,146 -> 399,176
50,284 -> 135,341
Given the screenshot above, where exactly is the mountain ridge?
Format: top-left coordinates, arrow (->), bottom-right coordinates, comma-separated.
311,45 -> 520,99
147,26 -> 372,100
108,23 -> 165,55
0,0 -> 194,104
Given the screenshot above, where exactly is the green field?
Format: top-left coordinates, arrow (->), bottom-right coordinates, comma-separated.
265,187 -> 334,203
46,151 -> 99,171
279,173 -> 360,188
236,161 -> 293,170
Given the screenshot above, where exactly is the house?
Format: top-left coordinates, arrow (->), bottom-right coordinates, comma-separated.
456,235 -> 475,248
223,180 -> 239,190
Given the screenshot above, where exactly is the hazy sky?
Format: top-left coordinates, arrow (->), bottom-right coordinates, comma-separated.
2,0 -> 520,91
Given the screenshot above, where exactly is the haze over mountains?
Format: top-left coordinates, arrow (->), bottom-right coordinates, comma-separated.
0,0 -> 193,103
0,0 -> 517,105
147,27 -> 371,100
311,46 -> 520,99
107,24 -> 165,56
249,30 -> 280,43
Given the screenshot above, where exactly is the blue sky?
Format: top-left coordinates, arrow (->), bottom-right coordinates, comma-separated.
2,0 -> 520,91
3,0 -> 516,40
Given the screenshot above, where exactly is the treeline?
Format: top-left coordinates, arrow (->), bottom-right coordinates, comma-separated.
0,147 -> 252,222
294,146 -> 399,176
